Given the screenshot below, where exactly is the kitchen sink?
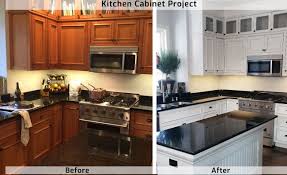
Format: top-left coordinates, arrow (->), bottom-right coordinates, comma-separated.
0,110 -> 13,118
158,104 -> 173,108
169,101 -> 192,106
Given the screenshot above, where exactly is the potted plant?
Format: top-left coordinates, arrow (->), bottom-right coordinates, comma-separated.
157,51 -> 181,93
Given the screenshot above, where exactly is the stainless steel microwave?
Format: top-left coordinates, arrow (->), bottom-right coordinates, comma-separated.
247,55 -> 283,77
90,46 -> 138,74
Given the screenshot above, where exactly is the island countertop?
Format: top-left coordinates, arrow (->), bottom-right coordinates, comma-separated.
157,110 -> 277,155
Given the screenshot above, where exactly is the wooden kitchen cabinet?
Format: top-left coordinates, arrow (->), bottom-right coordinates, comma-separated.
90,19 -> 140,46
51,104 -> 63,147
58,22 -> 89,70
29,108 -> 52,163
138,18 -> 152,74
63,103 -> 80,142
0,119 -> 27,175
9,12 -> 48,70
130,110 -> 152,139
47,19 -> 59,69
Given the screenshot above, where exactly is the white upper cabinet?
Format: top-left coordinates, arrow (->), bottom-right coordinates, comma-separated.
226,19 -> 238,35
204,16 -> 214,33
272,11 -> 287,30
216,19 -> 224,35
216,38 -> 225,73
240,17 -> 253,34
247,33 -> 284,55
224,38 -> 246,75
204,36 -> 216,73
255,13 -> 270,32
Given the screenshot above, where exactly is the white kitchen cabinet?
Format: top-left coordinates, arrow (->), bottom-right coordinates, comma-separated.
226,99 -> 239,113
254,13 -> 271,32
247,33 -> 284,55
240,17 -> 253,34
216,19 -> 224,35
226,19 -> 238,35
203,101 -> 219,119
272,11 -> 287,30
224,38 -> 246,75
218,99 -> 227,114
204,16 -> 214,33
274,103 -> 287,149
204,36 -> 225,74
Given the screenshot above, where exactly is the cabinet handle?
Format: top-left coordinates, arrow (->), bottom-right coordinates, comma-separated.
262,49 -> 267,52
205,29 -> 207,31
209,106 -> 213,109
238,32 -> 240,34
169,159 -> 178,167
271,28 -> 273,30
146,118 -> 152,123
285,135 -> 287,137
253,30 -> 256,32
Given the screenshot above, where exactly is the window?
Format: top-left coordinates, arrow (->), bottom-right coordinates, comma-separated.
156,27 -> 168,87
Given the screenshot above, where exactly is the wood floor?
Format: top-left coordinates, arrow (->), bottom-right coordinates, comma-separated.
263,146 -> 287,166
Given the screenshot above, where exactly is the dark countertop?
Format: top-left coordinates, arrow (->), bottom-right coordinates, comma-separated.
157,90 -> 287,112
34,128 -> 152,166
0,94 -> 152,123
157,110 -> 277,155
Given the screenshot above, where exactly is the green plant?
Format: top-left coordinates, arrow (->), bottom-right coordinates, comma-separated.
157,51 -> 181,77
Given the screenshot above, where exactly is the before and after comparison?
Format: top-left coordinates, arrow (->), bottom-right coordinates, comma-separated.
2,0 -> 287,174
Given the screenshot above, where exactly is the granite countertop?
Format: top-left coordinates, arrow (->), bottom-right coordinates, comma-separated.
0,94 -> 152,123
157,110 -> 277,155
157,90 -> 287,112
35,128 -> 152,166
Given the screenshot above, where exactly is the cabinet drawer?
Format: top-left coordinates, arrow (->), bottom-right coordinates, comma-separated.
277,116 -> 287,128
31,108 -> 52,124
133,114 -> 152,130
0,133 -> 20,150
276,129 -> 287,143
0,120 -> 19,140
203,102 -> 218,114
276,104 -> 287,116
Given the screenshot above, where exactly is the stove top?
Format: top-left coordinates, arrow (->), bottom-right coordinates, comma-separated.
81,92 -> 139,110
243,92 -> 283,102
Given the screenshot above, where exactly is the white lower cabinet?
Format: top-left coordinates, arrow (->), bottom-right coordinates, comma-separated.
274,103 -> 287,148
158,99 -> 239,131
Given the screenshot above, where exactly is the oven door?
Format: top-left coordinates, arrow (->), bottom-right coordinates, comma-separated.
248,60 -> 272,76
90,52 -> 125,73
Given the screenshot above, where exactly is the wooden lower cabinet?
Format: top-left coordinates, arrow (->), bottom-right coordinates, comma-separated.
130,110 -> 152,139
0,119 -> 27,175
29,109 -> 52,163
51,104 -> 63,147
63,103 -> 80,142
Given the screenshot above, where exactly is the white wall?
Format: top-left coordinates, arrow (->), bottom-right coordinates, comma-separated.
189,75 -> 219,92
0,0 -> 7,77
7,70 -> 152,96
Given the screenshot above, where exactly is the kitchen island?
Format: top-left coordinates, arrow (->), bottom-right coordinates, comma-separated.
157,111 -> 276,172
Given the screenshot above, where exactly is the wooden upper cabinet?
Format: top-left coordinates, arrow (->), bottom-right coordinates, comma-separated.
90,19 -> 140,46
47,20 -> 59,68
30,15 -> 48,69
90,21 -> 114,45
138,18 -> 152,74
114,20 -> 139,45
9,12 -> 48,70
58,22 -> 88,70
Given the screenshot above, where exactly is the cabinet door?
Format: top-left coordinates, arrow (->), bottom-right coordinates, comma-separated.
216,19 -> 223,34
226,20 -> 237,34
216,38 -> 225,73
240,17 -> 252,33
30,14 -> 47,70
30,119 -> 51,163
130,110 -> 152,139
63,103 -> 79,142
51,105 -> 62,147
114,20 -> 139,45
90,21 -> 114,45
204,16 -> 214,32
255,14 -> 270,31
138,19 -> 152,74
225,39 -> 245,74
247,35 -> 266,55
59,22 -> 88,70
273,12 -> 287,29
266,33 -> 284,54
47,20 -> 59,68
204,36 -> 216,73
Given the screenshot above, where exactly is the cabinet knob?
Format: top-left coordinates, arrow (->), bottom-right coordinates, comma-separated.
262,49 -> 267,52
253,30 -> 256,32
238,32 -> 240,34
285,70 -> 287,72
209,106 -> 213,109
146,118 -> 152,123
205,29 -> 207,32
271,28 -> 273,30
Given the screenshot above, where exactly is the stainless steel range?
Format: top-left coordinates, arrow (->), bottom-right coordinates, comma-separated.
79,92 -> 139,135
239,93 -> 279,147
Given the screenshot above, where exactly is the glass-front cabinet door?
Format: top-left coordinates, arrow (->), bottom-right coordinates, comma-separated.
205,16 -> 214,32
273,11 -> 287,29
226,20 -> 237,34
216,19 -> 223,34
240,17 -> 252,33
255,14 -> 270,32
